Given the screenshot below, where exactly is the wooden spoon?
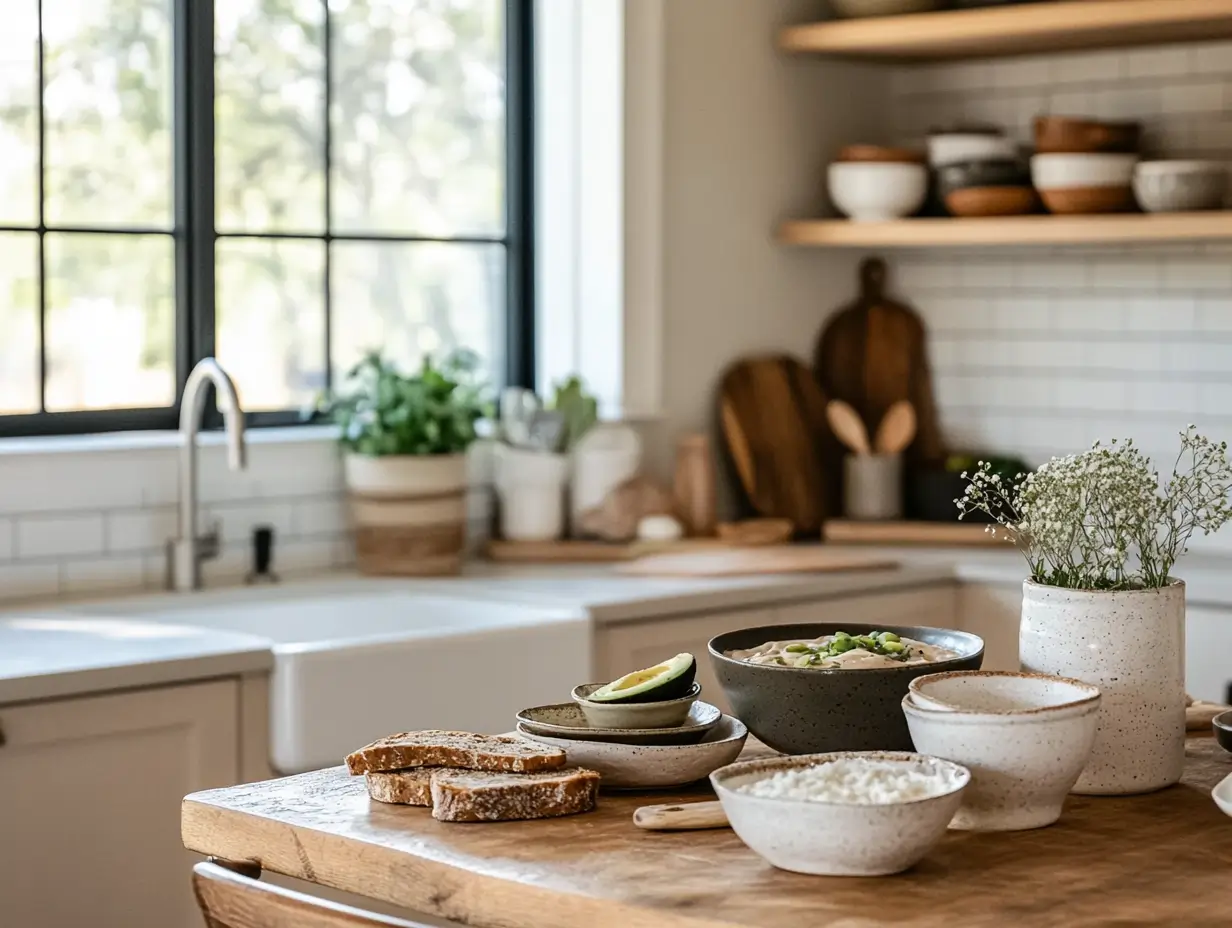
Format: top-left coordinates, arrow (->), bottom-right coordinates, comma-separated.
826,400 -> 870,455
633,801 -> 730,832
874,400 -> 917,456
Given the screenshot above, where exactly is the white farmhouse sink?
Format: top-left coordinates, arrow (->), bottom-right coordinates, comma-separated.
78,582 -> 591,773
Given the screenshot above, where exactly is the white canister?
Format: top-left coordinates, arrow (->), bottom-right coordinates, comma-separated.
570,424 -> 642,535
843,454 -> 903,520
1019,580 -> 1186,795
495,445 -> 569,542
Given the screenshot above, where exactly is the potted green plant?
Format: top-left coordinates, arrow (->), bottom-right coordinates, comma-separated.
326,350 -> 489,576
958,427 -> 1232,795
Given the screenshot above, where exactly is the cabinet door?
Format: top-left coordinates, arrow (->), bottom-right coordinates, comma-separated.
772,586 -> 958,630
957,583 -> 1022,671
597,609 -> 776,713
0,680 -> 239,928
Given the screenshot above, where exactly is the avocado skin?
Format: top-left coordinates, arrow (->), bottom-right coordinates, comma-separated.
591,655 -> 697,703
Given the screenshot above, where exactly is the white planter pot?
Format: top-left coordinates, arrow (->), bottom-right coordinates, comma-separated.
570,424 -> 642,536
343,453 -> 468,576
495,445 -> 568,542
1019,580 -> 1186,795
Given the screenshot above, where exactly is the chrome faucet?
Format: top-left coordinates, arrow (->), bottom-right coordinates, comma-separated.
167,359 -> 247,592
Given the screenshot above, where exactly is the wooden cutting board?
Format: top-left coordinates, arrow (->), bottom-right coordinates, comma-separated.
717,355 -> 837,534
618,545 -> 895,577
814,257 -> 945,465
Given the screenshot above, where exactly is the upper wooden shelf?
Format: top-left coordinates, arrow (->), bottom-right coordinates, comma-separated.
779,213 -> 1232,248
779,0 -> 1232,61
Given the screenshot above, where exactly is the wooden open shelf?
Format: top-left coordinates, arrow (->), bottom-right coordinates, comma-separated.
780,0 -> 1232,61
779,212 -> 1232,248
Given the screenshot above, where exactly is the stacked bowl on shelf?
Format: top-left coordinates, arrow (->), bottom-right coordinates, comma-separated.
827,116 -> 1229,221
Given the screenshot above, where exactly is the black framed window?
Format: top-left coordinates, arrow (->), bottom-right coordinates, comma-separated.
0,0 -> 533,436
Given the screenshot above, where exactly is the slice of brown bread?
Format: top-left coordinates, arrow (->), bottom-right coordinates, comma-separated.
345,730 -> 566,776
365,768 -> 438,806
430,767 -> 601,823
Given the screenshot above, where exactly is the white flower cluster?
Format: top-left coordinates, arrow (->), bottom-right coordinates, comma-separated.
956,427 -> 1232,590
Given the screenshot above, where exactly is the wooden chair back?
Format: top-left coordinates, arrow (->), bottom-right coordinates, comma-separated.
193,861 -> 434,928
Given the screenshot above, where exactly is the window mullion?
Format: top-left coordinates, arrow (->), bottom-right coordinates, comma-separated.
35,0 -> 46,413
323,0 -> 333,395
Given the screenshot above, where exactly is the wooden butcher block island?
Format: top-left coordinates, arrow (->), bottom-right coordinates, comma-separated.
182,739 -> 1232,928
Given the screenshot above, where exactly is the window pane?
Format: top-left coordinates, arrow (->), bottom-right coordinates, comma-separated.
331,241 -> 504,382
0,232 -> 39,413
44,233 -> 174,410
0,3 -> 38,226
216,0 -> 326,234
330,0 -> 504,236
216,238 -> 326,410
42,0 -> 173,228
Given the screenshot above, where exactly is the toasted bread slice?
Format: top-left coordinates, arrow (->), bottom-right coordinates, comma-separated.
430,767 -> 601,823
345,730 -> 566,776
365,768 -> 438,806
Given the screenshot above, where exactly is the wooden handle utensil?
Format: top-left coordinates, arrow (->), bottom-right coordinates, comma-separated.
826,400 -> 871,455
633,801 -> 730,832
874,400 -> 917,455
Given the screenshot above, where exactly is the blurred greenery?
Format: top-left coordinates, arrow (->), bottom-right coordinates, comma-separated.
0,0 -> 506,416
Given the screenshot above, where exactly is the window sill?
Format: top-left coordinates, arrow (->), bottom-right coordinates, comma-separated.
0,424 -> 340,457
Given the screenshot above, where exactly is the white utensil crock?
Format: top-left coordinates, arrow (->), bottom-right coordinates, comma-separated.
570,424 -> 642,535
495,445 -> 568,542
843,454 -> 903,520
1019,580 -> 1185,795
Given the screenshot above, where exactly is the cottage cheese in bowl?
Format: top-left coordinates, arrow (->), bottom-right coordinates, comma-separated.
711,752 -> 969,876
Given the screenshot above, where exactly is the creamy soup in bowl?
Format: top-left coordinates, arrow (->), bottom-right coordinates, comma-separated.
729,631 -> 960,670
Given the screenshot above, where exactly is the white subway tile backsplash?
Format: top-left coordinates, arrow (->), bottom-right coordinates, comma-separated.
1126,296 -> 1196,332
0,519 -> 11,561
17,514 -> 105,559
206,499 -> 296,545
1124,46 -> 1193,80
107,507 -> 178,554
1164,259 -> 1232,291
1161,81 -> 1224,115
292,496 -> 349,538
62,556 -> 147,595
1130,381 -> 1201,415
1051,50 -> 1122,84
0,562 -> 60,602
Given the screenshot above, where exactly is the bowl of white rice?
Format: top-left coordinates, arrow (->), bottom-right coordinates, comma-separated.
710,751 -> 970,876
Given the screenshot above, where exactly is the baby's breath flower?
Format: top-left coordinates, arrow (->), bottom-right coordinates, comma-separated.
954,428 -> 1232,591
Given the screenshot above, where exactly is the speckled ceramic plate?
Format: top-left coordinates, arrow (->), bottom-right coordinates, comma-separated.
515,700 -> 722,745
517,715 -> 748,789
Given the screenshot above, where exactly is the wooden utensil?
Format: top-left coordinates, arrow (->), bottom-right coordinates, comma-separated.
716,519 -> 794,546
814,258 -> 945,465
717,355 -> 836,533
673,433 -> 717,537
874,400 -> 917,455
619,545 -> 895,577
825,400 -> 870,455
1187,700 -> 1231,732
633,801 -> 729,832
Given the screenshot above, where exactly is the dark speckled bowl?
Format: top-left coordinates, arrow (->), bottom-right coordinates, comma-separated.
708,624 -> 984,755
1215,711 -> 1232,753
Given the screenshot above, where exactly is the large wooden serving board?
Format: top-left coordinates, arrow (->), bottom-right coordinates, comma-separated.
182,739 -> 1232,928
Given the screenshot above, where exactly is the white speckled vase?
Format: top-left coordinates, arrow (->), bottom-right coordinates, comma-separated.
1019,580 -> 1186,796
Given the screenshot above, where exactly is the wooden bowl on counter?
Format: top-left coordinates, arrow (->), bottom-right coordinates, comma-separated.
1034,116 -> 1140,155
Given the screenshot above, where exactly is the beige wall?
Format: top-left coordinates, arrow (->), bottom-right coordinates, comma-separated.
641,0 -> 885,513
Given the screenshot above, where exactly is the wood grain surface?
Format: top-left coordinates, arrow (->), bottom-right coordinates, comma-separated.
717,355 -> 836,533
183,739 -> 1232,928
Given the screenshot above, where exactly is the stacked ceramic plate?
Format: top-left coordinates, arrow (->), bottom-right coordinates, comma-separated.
516,679 -> 747,789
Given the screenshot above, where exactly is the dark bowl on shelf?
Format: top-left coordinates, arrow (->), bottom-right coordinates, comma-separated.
937,158 -> 1030,198
1215,710 -> 1232,753
708,623 -> 985,755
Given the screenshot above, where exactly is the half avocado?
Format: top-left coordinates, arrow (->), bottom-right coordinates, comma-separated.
586,653 -> 697,703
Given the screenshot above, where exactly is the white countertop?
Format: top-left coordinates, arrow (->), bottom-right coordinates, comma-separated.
4,543 -> 1232,706
0,615 -> 271,704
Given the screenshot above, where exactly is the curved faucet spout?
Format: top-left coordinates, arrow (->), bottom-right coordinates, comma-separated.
169,358 -> 248,591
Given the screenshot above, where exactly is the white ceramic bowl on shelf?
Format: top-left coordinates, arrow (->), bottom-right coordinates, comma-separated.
710,751 -> 969,876
1030,153 -> 1139,190
828,162 -> 928,221
902,671 -> 1101,832
1133,160 -> 1227,213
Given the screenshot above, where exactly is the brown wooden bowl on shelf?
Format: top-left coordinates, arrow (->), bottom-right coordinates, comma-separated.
836,144 -> 926,165
1039,185 -> 1136,215
944,186 -> 1039,217
1033,116 -> 1140,155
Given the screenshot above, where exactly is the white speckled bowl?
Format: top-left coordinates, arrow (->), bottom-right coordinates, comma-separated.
516,715 -> 747,789
1214,773 -> 1232,819
710,751 -> 969,876
571,682 -> 701,729
902,672 -> 1101,832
